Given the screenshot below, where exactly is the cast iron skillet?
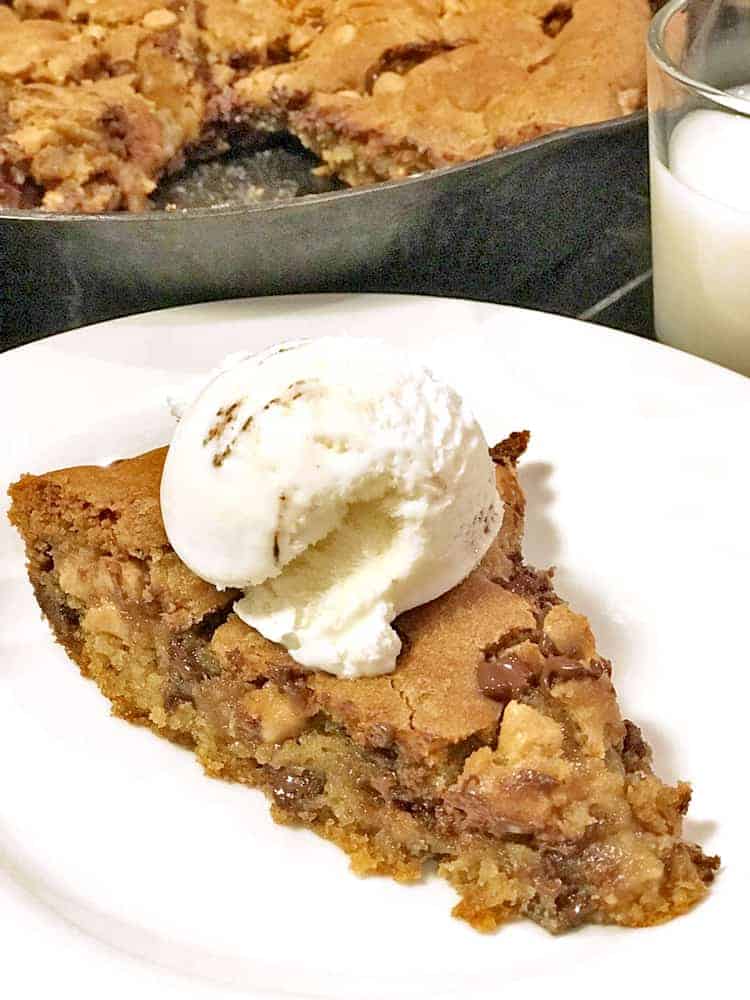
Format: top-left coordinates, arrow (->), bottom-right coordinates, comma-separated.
0,112 -> 649,341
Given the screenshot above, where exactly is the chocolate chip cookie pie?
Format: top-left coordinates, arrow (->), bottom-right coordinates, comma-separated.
8,431 -> 718,932
0,0 -> 651,211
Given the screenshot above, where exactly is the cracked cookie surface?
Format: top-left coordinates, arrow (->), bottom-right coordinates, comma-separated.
0,0 -> 650,209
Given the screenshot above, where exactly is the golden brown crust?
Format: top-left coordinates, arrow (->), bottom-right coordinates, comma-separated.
0,0 -> 650,209
7,434 -> 719,932
256,0 -> 650,184
9,447 -> 170,556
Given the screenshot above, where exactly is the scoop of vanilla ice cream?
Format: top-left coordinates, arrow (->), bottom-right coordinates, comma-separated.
160,337 -> 502,678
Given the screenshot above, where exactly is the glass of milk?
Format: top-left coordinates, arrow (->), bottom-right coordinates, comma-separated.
649,0 -> 750,375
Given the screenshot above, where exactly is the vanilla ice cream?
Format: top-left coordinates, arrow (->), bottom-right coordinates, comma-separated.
160,337 -> 502,678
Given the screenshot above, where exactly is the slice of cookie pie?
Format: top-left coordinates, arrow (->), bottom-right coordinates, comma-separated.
8,429 -> 718,932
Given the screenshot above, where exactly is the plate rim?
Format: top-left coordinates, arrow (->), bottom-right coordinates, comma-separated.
2,292 -> 749,397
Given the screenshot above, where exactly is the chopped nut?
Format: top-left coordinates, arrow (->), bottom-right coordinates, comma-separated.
333,23 -> 357,45
543,604 -> 595,660
57,550 -> 145,605
242,684 -> 310,743
505,639 -> 545,669
373,71 -> 407,95
289,26 -> 316,52
497,702 -> 564,763
142,9 -> 178,30
84,603 -> 130,641
551,671 -> 624,758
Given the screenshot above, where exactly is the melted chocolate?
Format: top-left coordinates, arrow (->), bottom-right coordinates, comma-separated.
268,768 -> 325,812
477,653 -> 537,703
541,656 -> 606,687
477,652 -> 607,704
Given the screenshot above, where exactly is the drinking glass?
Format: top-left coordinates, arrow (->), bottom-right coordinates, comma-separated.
648,0 -> 750,375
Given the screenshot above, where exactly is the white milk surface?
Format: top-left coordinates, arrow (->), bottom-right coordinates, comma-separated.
651,106 -> 750,375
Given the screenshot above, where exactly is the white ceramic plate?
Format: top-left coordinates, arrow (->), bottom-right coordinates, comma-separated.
1,295 -> 747,1000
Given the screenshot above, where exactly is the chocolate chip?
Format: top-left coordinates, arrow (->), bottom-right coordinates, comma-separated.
268,768 -> 325,812
164,608 -> 231,709
478,648 -> 608,704
36,585 -> 80,640
392,796 -> 435,818
367,722 -> 396,749
540,656 -> 605,687
502,558 -> 559,610
621,719 -> 653,772
541,3 -> 573,38
477,653 -> 537,703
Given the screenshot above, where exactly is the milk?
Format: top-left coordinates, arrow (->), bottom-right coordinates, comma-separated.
651,103 -> 750,375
